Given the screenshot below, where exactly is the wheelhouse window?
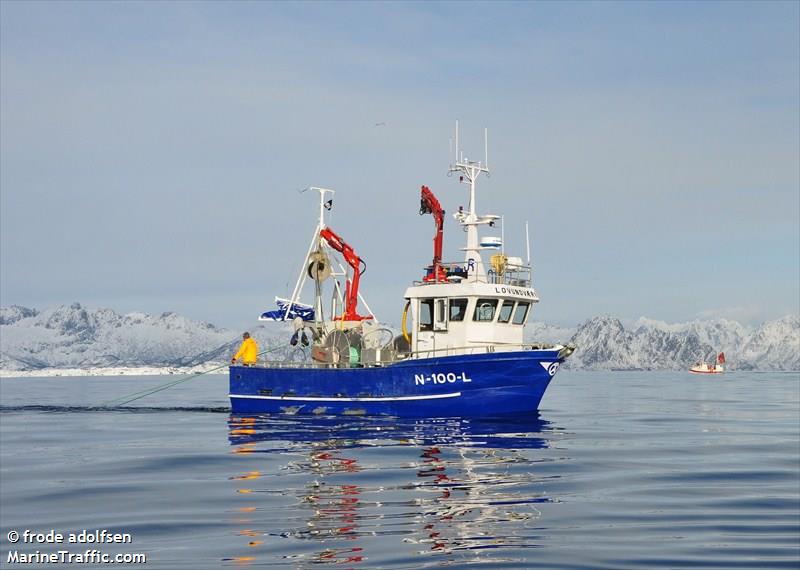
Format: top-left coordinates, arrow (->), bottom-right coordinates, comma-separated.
473,298 -> 498,322
449,298 -> 468,322
498,300 -> 515,323
436,299 -> 446,322
434,298 -> 448,332
512,302 -> 530,325
419,299 -> 434,331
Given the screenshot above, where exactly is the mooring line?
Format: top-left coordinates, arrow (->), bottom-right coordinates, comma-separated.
101,345 -> 285,408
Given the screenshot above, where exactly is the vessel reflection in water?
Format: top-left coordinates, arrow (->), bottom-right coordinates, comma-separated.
224,415 -> 563,567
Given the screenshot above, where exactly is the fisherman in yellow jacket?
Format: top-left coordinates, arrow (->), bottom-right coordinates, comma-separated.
231,332 -> 258,366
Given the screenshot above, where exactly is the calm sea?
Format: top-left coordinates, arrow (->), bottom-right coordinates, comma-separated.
1,371 -> 798,569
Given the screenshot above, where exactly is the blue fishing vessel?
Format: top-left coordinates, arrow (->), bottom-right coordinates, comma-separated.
230,124 -> 574,416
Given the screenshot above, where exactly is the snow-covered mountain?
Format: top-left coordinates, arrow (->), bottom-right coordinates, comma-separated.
524,321 -> 576,345
738,315 -> 800,371
567,316 -> 717,370
1,303 -> 797,372
0,303 -> 269,371
564,315 -> 799,371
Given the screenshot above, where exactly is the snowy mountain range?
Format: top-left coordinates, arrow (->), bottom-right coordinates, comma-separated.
561,315 -> 799,371
1,303 -> 798,373
0,303 -> 241,372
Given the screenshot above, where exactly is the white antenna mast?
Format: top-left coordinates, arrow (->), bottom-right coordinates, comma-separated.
525,221 -> 531,265
501,215 -> 505,257
449,121 -> 491,282
484,127 -> 489,169
455,119 -> 460,163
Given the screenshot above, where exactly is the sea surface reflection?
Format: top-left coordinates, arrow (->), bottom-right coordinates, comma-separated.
3,372 -> 797,569
224,415 -> 564,567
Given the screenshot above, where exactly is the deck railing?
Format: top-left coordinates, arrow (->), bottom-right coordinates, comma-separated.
245,341 -> 560,370
417,261 -> 532,288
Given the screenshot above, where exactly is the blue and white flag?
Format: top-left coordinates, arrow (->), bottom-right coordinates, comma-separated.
259,297 -> 315,322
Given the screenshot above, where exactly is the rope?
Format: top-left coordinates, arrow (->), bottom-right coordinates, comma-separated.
101,345 -> 284,408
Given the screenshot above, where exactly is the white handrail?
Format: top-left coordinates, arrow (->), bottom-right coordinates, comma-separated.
250,341 -> 562,370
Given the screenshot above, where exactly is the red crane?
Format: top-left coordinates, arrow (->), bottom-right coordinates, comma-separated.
420,185 -> 447,282
319,227 -> 372,321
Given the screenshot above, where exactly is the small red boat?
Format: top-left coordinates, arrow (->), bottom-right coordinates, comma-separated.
690,352 -> 725,374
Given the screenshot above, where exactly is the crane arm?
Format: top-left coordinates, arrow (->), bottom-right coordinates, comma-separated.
319,227 -> 369,321
420,185 -> 446,282
319,227 -> 362,274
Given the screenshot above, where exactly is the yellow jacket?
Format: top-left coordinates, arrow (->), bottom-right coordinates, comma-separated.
233,337 -> 258,364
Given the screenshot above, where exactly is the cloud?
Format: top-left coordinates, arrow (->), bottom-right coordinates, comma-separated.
695,305 -> 765,324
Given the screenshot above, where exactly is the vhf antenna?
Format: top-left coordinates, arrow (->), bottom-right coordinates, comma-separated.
484,127 -> 488,170
452,120 -> 490,170
456,120 -> 459,163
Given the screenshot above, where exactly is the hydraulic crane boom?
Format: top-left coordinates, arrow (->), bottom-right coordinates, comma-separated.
319,226 -> 371,321
420,185 -> 447,282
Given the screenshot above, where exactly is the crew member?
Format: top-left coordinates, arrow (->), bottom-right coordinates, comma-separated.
231,332 -> 258,366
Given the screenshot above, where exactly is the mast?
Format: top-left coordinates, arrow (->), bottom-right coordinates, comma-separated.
449,121 -> 490,282
285,187 -> 335,322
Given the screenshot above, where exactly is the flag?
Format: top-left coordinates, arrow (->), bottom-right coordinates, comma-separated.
259,298 -> 315,322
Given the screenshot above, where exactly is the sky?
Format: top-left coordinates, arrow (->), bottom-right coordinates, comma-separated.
1,1 -> 798,330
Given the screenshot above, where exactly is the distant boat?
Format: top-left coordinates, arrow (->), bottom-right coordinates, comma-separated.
690,352 -> 725,374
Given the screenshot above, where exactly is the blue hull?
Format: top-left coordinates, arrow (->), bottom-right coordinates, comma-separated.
229,350 -> 564,417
